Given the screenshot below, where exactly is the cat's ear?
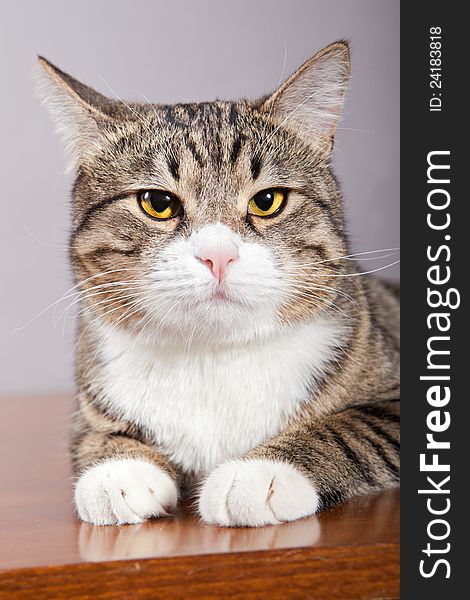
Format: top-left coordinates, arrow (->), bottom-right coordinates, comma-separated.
36,57 -> 118,171
261,41 -> 351,152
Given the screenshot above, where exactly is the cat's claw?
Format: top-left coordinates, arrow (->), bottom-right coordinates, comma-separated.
74,458 -> 177,525
198,459 -> 320,527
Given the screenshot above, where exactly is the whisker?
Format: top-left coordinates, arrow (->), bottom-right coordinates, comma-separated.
289,247 -> 400,269
99,77 -> 154,133
56,281 -> 146,312
53,280 -> 147,324
317,260 -> 400,278
14,268 -> 141,332
265,40 -> 288,122
280,287 -> 351,321
24,225 -> 66,250
288,282 -> 358,307
73,292 -> 144,319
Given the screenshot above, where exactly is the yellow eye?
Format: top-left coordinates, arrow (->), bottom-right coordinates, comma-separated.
248,189 -> 287,217
139,190 -> 182,220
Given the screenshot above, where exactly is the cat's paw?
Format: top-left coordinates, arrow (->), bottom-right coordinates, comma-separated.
74,458 -> 177,525
198,459 -> 319,527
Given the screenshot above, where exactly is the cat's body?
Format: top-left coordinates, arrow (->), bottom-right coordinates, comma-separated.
38,42 -> 400,527
77,311 -> 346,479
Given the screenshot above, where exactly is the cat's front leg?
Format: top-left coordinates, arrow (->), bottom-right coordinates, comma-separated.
198,458 -> 319,527
198,400 -> 399,527
75,453 -> 178,526
72,399 -> 179,526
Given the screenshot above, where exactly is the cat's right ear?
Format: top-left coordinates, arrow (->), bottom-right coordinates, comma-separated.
36,57 -> 116,172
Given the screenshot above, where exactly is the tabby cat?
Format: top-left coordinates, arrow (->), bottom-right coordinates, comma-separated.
38,41 -> 400,527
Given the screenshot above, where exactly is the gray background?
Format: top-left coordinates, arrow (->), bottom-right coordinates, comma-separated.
0,0 -> 399,395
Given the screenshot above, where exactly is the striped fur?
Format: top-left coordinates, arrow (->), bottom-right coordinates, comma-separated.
38,42 -> 400,526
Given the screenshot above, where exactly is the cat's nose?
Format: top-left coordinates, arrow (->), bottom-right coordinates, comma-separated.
198,247 -> 239,283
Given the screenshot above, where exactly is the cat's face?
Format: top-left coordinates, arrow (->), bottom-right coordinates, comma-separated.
39,42 -> 350,346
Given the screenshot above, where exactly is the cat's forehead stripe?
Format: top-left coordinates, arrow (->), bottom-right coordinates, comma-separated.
229,103 -> 238,126
155,101 -> 253,173
250,154 -> 262,181
185,138 -> 205,168
229,134 -> 245,165
167,154 -> 180,181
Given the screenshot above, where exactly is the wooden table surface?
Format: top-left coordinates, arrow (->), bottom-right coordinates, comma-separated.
0,395 -> 399,599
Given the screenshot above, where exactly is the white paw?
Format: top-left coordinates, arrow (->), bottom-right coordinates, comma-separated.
74,458 -> 178,525
198,459 -> 319,527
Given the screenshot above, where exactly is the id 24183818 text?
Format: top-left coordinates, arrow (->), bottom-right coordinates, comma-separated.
429,26 -> 442,112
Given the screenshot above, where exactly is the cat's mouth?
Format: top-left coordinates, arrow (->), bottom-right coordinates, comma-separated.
211,288 -> 230,301
199,284 -> 243,307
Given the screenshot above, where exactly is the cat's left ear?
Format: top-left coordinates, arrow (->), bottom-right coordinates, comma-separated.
261,41 -> 351,152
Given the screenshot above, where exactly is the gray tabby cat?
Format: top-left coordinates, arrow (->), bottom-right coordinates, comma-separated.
37,41 -> 399,527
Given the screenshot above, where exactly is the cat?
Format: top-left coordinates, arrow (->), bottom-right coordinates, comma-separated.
37,41 -> 400,527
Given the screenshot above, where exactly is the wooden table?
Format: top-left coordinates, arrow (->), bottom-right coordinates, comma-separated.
0,395 -> 399,599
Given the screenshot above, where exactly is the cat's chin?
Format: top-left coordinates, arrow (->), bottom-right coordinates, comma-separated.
104,308 -> 281,350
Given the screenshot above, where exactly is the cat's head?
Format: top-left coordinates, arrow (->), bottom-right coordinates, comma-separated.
38,42 -> 351,347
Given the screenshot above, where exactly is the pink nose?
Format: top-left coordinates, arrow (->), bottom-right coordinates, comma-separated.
198,247 -> 238,282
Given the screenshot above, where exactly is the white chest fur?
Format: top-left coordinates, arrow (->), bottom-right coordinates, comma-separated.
95,317 -> 344,476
